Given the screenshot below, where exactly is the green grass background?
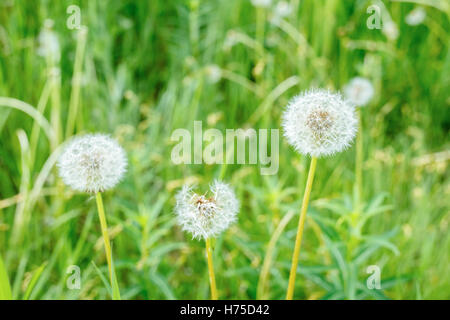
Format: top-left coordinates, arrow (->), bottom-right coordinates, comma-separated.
0,0 -> 448,299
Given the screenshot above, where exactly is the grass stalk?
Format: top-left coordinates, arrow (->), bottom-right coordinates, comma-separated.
49,67 -> 62,151
286,156 -> 317,300
11,130 -> 31,245
256,7 -> 265,50
0,97 -> 55,143
355,109 -> 363,212
0,254 -> 12,300
30,80 -> 52,164
66,27 -> 87,138
257,210 -> 295,299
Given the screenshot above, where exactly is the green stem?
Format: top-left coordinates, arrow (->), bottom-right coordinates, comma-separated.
0,254 -> 12,300
95,193 -> 113,284
355,109 -> 363,212
30,80 -> 52,166
256,7 -> 265,49
257,210 -> 295,299
66,27 -> 87,138
205,238 -> 218,300
286,157 -> 317,300
49,65 -> 62,151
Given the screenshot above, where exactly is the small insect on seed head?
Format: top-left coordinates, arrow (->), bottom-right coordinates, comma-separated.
282,89 -> 358,158
344,77 -> 374,107
57,134 -> 127,194
174,180 -> 239,240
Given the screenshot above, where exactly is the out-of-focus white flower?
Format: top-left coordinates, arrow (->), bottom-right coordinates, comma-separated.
175,181 -> 239,240
282,89 -> 358,157
223,31 -> 239,51
344,77 -> 374,107
265,33 -> 279,47
37,19 -> 61,62
382,21 -> 399,40
251,0 -> 272,8
270,1 -> 292,24
405,7 -> 426,26
275,1 -> 291,18
205,65 -> 222,84
58,134 -> 127,193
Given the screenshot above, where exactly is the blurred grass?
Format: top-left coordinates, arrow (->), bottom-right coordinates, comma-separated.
0,0 -> 449,299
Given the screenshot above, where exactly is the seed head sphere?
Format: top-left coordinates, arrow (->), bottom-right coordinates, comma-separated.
282,89 -> 358,157
58,134 -> 127,193
344,77 -> 374,107
175,181 -> 239,240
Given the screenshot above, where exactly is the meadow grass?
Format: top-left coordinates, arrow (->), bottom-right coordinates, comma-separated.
0,0 -> 448,299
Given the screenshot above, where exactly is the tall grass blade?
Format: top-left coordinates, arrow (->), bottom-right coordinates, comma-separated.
0,255 -> 12,300
23,262 -> 47,300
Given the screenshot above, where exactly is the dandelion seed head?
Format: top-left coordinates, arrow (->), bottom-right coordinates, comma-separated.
37,19 -> 60,62
58,134 -> 127,193
275,1 -> 291,18
175,181 -> 239,240
205,65 -> 222,84
382,21 -> 399,40
282,89 -> 358,157
405,7 -> 426,26
270,1 -> 292,24
223,31 -> 239,50
344,77 -> 374,107
251,0 -> 272,8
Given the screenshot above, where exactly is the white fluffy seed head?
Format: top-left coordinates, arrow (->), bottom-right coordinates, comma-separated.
405,7 -> 426,26
174,180 -> 239,240
382,21 -> 399,40
37,19 -> 60,62
282,89 -> 358,158
57,134 -> 127,193
275,1 -> 291,18
205,65 -> 222,84
344,77 -> 374,107
251,0 -> 272,8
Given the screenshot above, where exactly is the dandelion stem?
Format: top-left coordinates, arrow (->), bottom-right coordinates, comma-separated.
95,192 -> 113,284
205,238 -> 218,300
286,156 -> 317,300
